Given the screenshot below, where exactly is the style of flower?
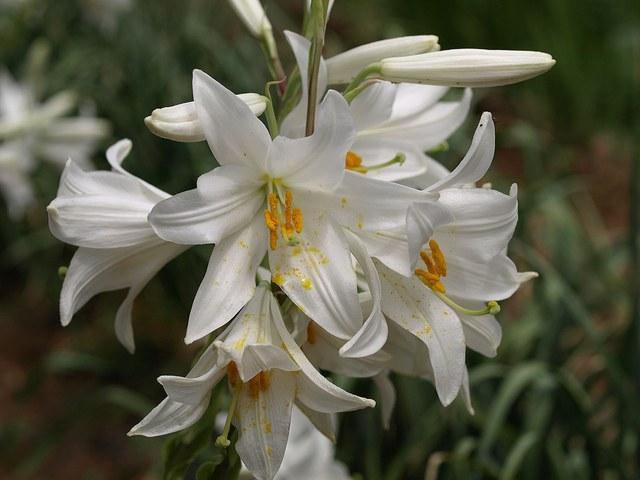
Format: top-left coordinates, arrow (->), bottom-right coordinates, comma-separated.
0,68 -> 109,217
129,277 -> 374,480
47,139 -> 186,352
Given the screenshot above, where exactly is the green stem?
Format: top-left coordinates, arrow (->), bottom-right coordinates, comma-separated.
342,63 -> 382,96
305,0 -> 328,136
433,291 -> 501,316
263,82 -> 280,138
260,27 -> 286,95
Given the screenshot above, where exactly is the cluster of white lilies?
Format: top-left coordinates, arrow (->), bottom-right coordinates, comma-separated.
46,1 -> 554,479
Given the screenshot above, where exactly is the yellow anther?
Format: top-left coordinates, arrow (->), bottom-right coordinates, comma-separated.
293,208 -> 303,233
420,250 -> 438,275
306,321 -> 317,345
429,239 -> 447,277
248,371 -> 271,399
415,268 -> 439,284
432,281 -> 446,294
345,150 -> 364,171
268,192 -> 278,214
264,210 -> 278,231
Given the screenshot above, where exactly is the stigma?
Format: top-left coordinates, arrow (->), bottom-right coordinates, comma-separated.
264,188 -> 303,250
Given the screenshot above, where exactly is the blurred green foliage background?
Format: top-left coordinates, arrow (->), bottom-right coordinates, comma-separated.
0,0 -> 639,478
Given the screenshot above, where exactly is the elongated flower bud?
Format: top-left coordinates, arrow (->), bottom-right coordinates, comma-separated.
326,35 -> 440,84
145,94 -> 267,142
228,0 -> 272,38
379,49 -> 555,87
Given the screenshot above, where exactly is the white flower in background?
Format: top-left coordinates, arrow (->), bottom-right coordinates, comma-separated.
282,32 -> 471,182
228,0 -> 272,39
144,93 -> 268,142
0,68 -> 109,217
47,140 -> 186,352
252,407 -> 350,480
378,49 -> 556,87
147,69 -> 429,356
129,278 -> 374,480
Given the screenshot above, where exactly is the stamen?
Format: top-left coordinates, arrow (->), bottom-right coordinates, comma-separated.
293,208 -> 303,233
248,371 -> 271,399
306,321 -> 317,344
345,150 -> 363,171
215,362 -> 242,448
428,239 -> 447,277
433,291 -> 501,316
419,250 -> 438,275
283,191 -> 294,238
264,186 -> 304,248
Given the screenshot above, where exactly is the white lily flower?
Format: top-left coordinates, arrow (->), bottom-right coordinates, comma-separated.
326,35 -> 440,85
0,68 -> 109,217
144,94 -> 268,143
282,32 -> 471,182
147,69 -> 427,351
47,140 -> 186,352
129,282 -> 374,480
228,0 -> 272,38
379,49 -> 556,87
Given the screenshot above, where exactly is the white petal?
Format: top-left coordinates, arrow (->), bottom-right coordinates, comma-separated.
373,371 -> 396,429
60,241 -> 185,342
461,367 -> 475,415
444,254 -> 529,302
228,0 -> 272,37
310,171 -> 433,234
149,165 -> 264,245
339,230 -> 387,358
389,84 -> 448,121
377,262 -> 465,405
280,31 -> 328,139
235,369 -> 294,480
127,395 -> 211,437
425,112 -> 495,192
401,154 -> 452,189
434,186 -> 518,263
269,209 -> 361,339
294,401 -> 337,443
193,69 -> 270,169
459,312 -> 502,358
271,298 -> 375,412
362,88 -> 472,151
351,228 -> 411,277
271,91 -> 354,191
186,212 -> 267,343
326,35 -> 440,85
349,81 -> 396,131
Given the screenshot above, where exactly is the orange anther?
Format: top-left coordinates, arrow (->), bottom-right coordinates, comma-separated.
227,362 -> 240,387
420,250 -> 438,275
293,208 -> 303,233
428,239 -> 447,277
269,230 -> 278,250
306,321 -> 317,345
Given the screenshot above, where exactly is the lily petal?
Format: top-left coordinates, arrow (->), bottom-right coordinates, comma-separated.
127,395 -> 211,437
269,208 -> 361,339
235,369 -> 295,480
349,81 -> 396,131
373,371 -> 396,429
186,211 -> 267,343
406,199 -> 455,268
426,112 -> 495,192
270,91 -> 354,192
339,230 -> 388,358
458,311 -> 502,358
149,164 -> 264,245
271,297 -> 375,413
377,261 -> 465,405
193,69 -> 270,169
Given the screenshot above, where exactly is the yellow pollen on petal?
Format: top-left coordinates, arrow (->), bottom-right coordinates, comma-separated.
345,150 -> 363,170
272,272 -> 284,286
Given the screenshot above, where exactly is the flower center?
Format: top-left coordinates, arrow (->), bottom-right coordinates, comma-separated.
264,182 -> 304,250
344,150 -> 406,174
415,239 -> 501,316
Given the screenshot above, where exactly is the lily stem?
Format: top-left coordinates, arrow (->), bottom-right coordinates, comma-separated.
305,0 -> 328,136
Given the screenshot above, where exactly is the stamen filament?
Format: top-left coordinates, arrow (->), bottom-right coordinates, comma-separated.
215,375 -> 242,448
433,291 -> 501,316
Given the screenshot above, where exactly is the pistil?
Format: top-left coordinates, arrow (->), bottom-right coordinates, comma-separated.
345,151 -> 405,174
216,362 -> 243,448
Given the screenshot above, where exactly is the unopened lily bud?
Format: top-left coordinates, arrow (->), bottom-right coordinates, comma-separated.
379,49 -> 555,87
145,94 -> 268,142
326,35 -> 440,84
228,0 -> 272,38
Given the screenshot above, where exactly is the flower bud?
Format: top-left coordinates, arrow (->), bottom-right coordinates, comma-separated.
379,49 -> 555,87
228,0 -> 272,38
326,35 -> 440,84
145,94 -> 268,142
